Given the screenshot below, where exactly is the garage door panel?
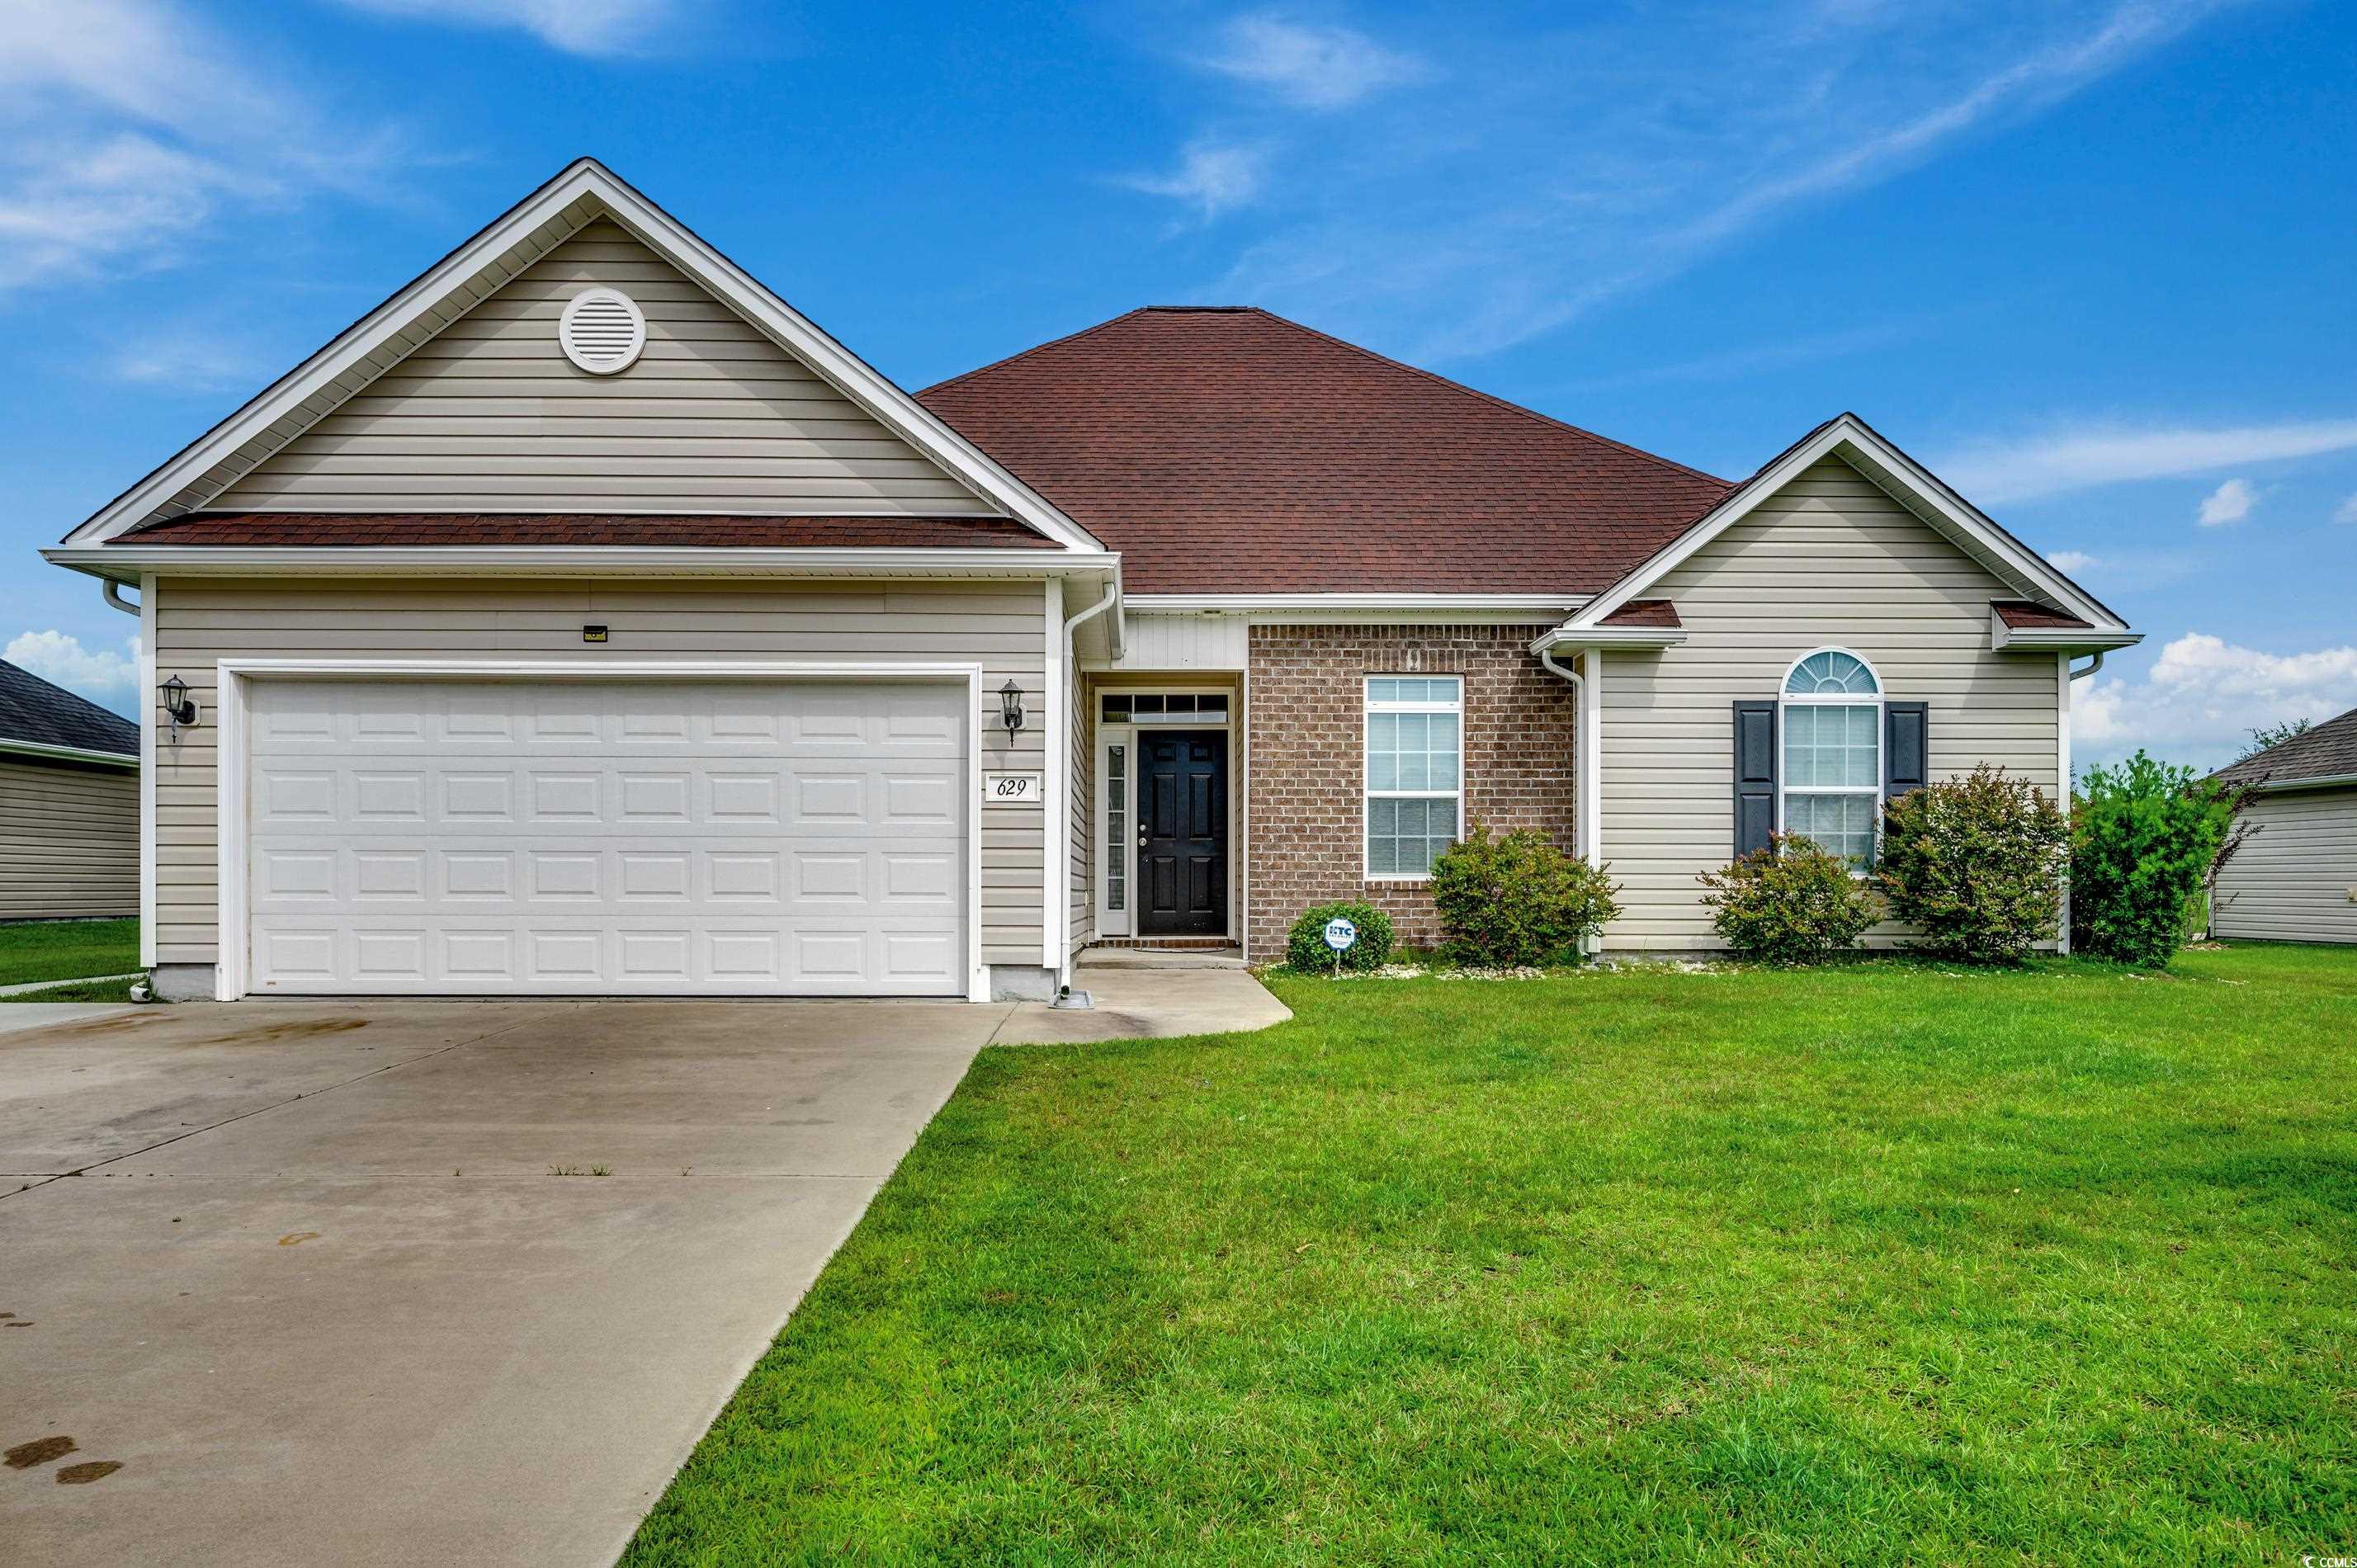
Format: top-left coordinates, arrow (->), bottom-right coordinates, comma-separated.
246,678 -> 968,996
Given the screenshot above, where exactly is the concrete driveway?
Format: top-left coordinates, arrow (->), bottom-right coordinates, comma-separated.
0,998 -> 1003,1566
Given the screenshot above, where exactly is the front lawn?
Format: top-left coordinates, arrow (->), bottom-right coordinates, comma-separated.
0,918 -> 138,990
626,946 -> 2357,1564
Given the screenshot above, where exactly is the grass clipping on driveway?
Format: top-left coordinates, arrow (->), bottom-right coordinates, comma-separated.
626,946 -> 2356,1563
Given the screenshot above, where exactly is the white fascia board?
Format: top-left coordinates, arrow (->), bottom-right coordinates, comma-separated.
45,545 -> 1122,582
1989,616 -> 2145,654
1566,415 -> 2130,636
0,737 -> 139,768
2246,772 -> 2357,795
62,158 -> 1102,555
1130,593 -> 1591,623
1529,625 -> 1686,652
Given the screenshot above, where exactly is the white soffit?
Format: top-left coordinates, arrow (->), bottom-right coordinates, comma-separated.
62,158 -> 1103,554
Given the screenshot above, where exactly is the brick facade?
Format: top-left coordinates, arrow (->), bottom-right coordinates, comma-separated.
1245,624 -> 1578,960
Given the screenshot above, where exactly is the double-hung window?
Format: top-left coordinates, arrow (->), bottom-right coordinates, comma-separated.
1365,675 -> 1462,877
1780,649 -> 1881,869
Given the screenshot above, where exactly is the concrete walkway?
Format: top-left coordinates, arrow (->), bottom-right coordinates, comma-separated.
991,961 -> 1291,1045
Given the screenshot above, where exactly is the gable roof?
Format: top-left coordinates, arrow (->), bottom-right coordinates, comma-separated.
914,307 -> 1734,596
0,659 -> 139,762
2210,706 -> 2357,791
1563,413 -> 2130,636
58,158 -> 1099,554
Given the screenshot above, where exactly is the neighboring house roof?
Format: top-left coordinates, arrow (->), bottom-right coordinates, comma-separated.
0,659 -> 138,760
2210,706 -> 2357,790
1991,600 -> 2091,631
116,513 -> 1059,550
914,306 -> 1736,595
1597,599 -> 1681,629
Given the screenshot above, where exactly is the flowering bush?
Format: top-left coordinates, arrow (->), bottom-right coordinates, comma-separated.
1877,766 -> 2068,965
1698,834 -> 1878,962
1429,824 -> 1619,966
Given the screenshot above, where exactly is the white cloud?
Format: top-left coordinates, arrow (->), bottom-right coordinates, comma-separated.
1196,15 -> 1429,109
1939,415 -> 2357,504
2335,492 -> 2357,524
329,0 -> 696,57
6,630 -> 141,704
1121,140 -> 1269,221
2196,476 -> 2256,527
2045,549 -> 2100,573
0,0 -> 404,290
107,324 -> 262,390
1155,2 -> 2227,362
2074,632 -> 2357,770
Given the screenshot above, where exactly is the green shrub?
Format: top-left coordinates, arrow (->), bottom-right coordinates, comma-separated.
2071,750 -> 2237,967
1877,765 -> 2068,965
1698,834 -> 1878,963
1285,900 -> 1395,973
1428,823 -> 1619,966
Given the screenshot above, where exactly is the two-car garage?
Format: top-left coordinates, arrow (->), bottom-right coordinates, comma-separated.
234,673 -> 974,998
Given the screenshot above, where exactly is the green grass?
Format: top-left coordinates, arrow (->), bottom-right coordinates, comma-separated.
0,918 -> 138,991
626,945 -> 2357,1565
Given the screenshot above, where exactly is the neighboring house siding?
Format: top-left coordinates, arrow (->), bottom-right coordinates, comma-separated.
1599,456 -> 2061,950
2212,787 -> 2357,944
149,577 -> 1046,970
208,219 -> 991,517
0,754 -> 138,920
1245,625 -> 1577,961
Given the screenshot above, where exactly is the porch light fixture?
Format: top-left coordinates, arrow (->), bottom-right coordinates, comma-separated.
999,680 -> 1027,739
159,673 -> 197,736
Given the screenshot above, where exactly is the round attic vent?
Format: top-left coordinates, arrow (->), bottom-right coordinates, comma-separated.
558,286 -> 646,375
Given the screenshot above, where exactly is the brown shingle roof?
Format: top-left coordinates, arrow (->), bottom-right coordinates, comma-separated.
1992,600 -> 2091,631
2209,705 -> 2357,788
116,513 -> 1058,549
917,307 -> 1733,594
1598,599 -> 1681,629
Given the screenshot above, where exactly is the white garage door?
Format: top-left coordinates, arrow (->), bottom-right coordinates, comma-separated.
244,678 -> 968,996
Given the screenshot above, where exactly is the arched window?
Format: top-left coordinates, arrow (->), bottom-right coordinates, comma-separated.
1781,649 -> 1882,868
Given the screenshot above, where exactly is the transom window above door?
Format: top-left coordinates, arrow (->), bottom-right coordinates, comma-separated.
1101,691 -> 1228,722
1366,675 -> 1462,878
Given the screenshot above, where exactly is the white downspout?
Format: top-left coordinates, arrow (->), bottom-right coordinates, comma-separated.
1055,581 -> 1122,987
1537,640 -> 1589,863
103,579 -> 140,617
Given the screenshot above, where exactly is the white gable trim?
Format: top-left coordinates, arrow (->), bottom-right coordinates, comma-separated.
64,159 -> 1102,554
1563,414 -> 2128,635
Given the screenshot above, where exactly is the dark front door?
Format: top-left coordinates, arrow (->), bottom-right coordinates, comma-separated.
1137,730 -> 1226,936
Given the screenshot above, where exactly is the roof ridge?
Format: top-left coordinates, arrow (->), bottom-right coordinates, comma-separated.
1234,306 -> 1736,491
916,308 -> 1159,399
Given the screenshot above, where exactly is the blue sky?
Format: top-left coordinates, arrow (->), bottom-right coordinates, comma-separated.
3,0 -> 2350,770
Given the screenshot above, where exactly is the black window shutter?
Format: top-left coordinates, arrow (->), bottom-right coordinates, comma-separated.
1885,701 -> 1929,800
1733,701 -> 1777,858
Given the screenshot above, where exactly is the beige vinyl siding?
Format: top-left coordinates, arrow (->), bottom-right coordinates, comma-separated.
0,754 -> 138,920
2212,787 -> 2357,944
208,219 -> 992,517
1599,456 -> 2062,950
150,577 -> 1046,968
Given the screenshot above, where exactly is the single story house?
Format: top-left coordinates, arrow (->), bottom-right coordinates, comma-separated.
45,160 -> 2138,1001
0,658 -> 139,921
2208,706 -> 2357,945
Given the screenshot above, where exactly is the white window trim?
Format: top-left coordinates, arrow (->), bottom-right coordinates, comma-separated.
1777,646 -> 1883,874
1363,674 -> 1464,883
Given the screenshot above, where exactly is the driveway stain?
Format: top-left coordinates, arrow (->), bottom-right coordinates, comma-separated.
57,1462 -> 123,1485
7,1436 -> 77,1468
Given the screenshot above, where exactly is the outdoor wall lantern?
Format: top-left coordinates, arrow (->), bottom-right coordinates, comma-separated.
999,679 -> 1027,739
159,673 -> 197,738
